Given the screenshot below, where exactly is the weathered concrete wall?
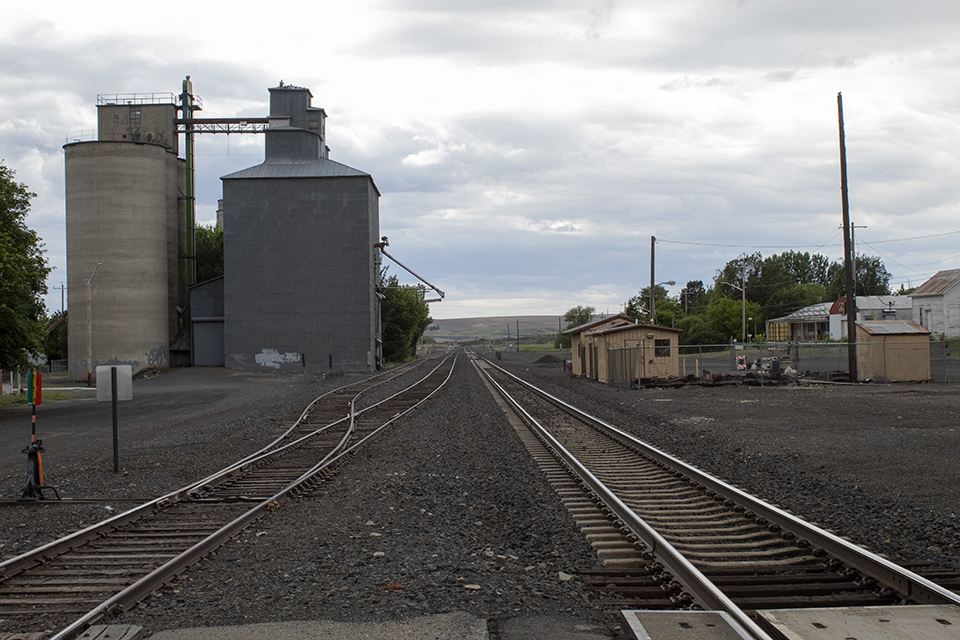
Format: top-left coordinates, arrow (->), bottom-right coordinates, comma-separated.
97,103 -> 178,152
65,141 -> 181,379
222,175 -> 379,372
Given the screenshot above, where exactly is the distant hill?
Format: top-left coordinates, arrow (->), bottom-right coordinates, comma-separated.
426,315 -> 564,342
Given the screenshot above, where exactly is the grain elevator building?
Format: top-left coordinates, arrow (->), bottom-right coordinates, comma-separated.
220,84 -> 381,372
64,96 -> 187,379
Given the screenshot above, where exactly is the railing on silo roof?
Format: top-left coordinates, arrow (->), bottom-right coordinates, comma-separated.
96,92 -> 178,106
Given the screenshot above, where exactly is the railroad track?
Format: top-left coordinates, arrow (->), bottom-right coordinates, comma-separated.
470,353 -> 960,639
0,353 -> 456,639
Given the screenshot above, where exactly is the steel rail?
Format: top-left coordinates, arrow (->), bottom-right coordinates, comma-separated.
47,353 -> 458,640
187,356 -> 445,498
485,357 -> 960,608
0,361 -> 425,582
473,358 -> 773,640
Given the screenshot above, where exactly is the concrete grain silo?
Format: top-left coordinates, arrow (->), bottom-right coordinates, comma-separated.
64,97 -> 186,380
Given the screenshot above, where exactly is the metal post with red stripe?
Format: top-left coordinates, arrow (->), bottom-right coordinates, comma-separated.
21,371 -> 48,500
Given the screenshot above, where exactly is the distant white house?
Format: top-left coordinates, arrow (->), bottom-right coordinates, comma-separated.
766,303 -> 830,342
909,269 -> 960,339
767,295 -> 913,342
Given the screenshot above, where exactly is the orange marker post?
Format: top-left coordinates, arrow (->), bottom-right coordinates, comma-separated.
30,371 -> 43,483
21,371 -> 47,500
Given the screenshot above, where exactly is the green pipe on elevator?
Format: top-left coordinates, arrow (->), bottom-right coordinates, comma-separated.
180,76 -> 199,286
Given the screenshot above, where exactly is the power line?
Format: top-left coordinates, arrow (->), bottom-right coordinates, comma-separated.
892,251 -> 960,268
857,240 -> 927,276
860,230 -> 960,244
659,229 -> 960,251
657,239 -> 839,249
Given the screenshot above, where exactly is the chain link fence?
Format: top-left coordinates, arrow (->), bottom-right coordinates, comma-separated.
604,340 -> 960,385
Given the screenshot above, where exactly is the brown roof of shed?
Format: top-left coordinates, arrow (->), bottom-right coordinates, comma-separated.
910,269 -> 960,297
588,322 -> 682,337
562,314 -> 635,335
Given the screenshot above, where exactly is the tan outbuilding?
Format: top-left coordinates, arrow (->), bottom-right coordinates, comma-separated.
566,315 -> 681,384
855,320 -> 930,382
588,322 -> 682,384
564,315 -> 635,378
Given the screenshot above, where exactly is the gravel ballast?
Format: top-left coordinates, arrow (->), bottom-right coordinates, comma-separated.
1,351 -> 958,637
495,351 -> 960,575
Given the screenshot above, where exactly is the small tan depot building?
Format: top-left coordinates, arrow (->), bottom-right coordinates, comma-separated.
565,315 -> 681,384
856,320 -> 931,382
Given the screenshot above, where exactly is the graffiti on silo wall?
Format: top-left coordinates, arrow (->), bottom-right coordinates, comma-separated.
255,349 -> 302,369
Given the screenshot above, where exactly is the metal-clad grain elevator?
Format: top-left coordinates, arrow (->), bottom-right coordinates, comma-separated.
221,84 -> 381,372
64,80 -> 381,378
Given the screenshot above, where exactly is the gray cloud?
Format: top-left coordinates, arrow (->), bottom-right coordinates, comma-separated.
3,3 -> 959,318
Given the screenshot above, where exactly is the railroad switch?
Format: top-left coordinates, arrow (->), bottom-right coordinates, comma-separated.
20,439 -> 60,501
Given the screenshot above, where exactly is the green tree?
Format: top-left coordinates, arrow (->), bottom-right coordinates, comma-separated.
682,280 -> 707,314
0,163 -> 50,370
762,282 -> 828,320
623,294 -> 647,320
564,306 -> 595,327
704,297 -> 762,344
42,311 -> 68,360
555,305 -> 595,348
715,252 -> 763,302
626,286 -> 683,327
380,272 -> 432,362
677,313 -> 725,346
825,254 -> 891,298
195,224 -> 224,282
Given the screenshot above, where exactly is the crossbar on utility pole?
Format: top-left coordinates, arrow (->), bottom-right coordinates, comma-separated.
838,92 -> 858,381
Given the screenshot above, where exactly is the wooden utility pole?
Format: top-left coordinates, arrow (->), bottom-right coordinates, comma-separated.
838,93 -> 858,381
650,236 -> 656,325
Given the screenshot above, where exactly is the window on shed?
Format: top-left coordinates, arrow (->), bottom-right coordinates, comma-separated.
654,338 -> 671,358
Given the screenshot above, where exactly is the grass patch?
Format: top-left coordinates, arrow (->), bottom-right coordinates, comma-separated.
0,390 -> 78,407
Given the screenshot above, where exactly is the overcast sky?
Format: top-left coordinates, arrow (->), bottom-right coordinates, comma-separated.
3,1 -> 959,320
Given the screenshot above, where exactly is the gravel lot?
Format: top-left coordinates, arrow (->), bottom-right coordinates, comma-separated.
495,350 -> 960,575
1,350 -> 958,638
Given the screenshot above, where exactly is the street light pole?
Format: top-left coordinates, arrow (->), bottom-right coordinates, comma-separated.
741,280 -> 746,344
86,262 -> 102,387
720,279 -> 746,344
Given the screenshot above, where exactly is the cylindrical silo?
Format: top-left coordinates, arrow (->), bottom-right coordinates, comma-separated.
65,140 -> 181,379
